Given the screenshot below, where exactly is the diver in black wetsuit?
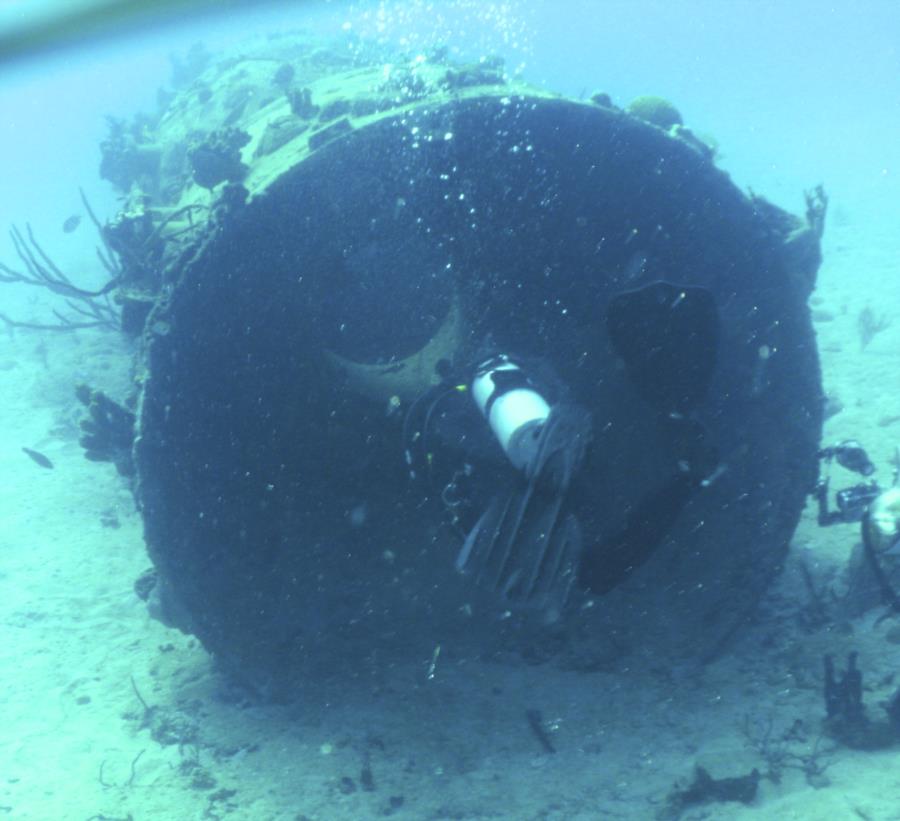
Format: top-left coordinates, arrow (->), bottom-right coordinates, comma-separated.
403,280 -> 723,611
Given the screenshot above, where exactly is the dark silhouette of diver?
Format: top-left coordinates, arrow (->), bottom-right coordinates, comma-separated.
403,280 -> 722,612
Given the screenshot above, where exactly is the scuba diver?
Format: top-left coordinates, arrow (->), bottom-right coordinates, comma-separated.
401,280 -> 723,613
817,440 -> 900,610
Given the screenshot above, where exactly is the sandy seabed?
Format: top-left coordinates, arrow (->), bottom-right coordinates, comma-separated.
1,187 -> 899,821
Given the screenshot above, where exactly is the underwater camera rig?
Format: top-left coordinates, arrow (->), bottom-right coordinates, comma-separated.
815,440 -> 880,526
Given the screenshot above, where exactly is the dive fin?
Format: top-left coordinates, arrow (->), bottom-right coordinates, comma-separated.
456,485 -> 583,611
455,402 -> 591,609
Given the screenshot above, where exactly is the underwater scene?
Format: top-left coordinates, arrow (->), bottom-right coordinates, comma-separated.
1,1 -> 899,818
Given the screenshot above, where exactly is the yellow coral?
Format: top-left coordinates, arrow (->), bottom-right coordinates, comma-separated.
626,95 -> 683,129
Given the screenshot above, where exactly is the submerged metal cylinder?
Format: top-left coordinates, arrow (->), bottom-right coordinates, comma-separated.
122,43 -> 824,689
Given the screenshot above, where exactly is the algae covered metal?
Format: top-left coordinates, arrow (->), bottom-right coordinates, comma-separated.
101,34 -> 825,688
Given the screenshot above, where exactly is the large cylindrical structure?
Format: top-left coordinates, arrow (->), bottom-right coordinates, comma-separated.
112,42 -> 823,689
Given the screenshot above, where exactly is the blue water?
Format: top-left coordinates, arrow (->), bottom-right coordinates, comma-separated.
3,1 -> 898,256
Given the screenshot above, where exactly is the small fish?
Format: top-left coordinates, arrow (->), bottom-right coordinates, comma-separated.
62,214 -> 81,233
22,447 -> 54,469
